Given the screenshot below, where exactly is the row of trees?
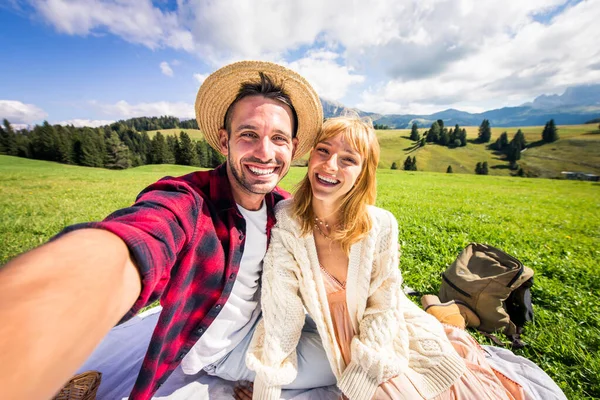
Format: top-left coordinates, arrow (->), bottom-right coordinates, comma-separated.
390,156 -> 418,171
475,161 -> 489,175
373,123 -> 391,130
491,129 -> 527,167
111,116 -> 198,132
0,119 -> 225,170
410,121 -> 468,148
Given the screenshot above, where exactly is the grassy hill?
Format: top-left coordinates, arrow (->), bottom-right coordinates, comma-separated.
1,155 -> 598,398
377,124 -> 600,177
147,128 -> 204,140
149,124 -> 600,178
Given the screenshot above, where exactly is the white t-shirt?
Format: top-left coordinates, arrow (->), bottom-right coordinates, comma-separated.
180,201 -> 267,374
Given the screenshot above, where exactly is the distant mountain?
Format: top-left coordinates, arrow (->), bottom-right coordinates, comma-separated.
523,84 -> 600,110
320,97 -> 379,119
323,84 -> 600,128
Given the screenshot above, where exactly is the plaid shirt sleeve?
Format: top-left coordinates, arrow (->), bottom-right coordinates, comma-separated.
57,177 -> 204,321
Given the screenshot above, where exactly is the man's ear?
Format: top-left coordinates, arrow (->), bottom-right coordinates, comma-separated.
218,128 -> 229,156
291,137 -> 299,159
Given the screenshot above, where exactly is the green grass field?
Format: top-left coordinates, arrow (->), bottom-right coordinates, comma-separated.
149,124 -> 600,178
1,155 -> 599,398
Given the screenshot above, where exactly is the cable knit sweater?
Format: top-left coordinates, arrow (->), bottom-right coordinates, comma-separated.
246,200 -> 466,400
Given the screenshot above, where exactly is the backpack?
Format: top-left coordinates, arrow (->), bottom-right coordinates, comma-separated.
439,243 -> 534,348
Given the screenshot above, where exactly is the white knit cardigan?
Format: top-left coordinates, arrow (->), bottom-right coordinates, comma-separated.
246,200 -> 466,400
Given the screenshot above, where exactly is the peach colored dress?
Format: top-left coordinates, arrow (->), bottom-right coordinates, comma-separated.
319,265 -> 525,400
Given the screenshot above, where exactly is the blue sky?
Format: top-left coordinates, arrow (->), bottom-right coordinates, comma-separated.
1,0 -> 599,127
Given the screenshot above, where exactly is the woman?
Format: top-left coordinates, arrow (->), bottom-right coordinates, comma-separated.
241,115 -> 523,400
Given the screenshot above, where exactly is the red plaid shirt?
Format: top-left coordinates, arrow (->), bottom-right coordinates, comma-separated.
59,163 -> 289,399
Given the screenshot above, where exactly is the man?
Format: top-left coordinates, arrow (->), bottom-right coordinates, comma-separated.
0,61 -> 335,399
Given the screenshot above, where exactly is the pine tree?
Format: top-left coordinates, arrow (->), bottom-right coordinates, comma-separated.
210,146 -> 226,167
196,140 -> 209,167
165,135 -> 177,164
31,121 -> 59,161
105,132 -> 131,169
0,119 -> 18,156
449,124 -> 460,143
478,119 -> 491,143
475,162 -> 482,174
542,119 -> 559,143
411,156 -> 417,171
410,123 -> 419,141
513,129 -> 526,149
481,161 -> 489,175
391,161 -> 398,170
176,131 -> 199,166
403,156 -> 413,171
151,132 -> 168,164
55,125 -> 73,164
437,119 -> 444,131
140,132 -> 152,164
75,128 -> 105,167
439,129 -> 450,146
426,121 -> 440,143
499,132 -> 509,149
494,131 -> 509,151
506,141 -> 521,164
446,165 -> 453,173
458,128 -> 467,147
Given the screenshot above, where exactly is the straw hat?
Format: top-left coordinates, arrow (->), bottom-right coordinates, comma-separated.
195,61 -> 323,160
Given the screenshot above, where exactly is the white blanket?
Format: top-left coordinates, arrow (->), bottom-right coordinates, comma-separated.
77,307 -> 340,399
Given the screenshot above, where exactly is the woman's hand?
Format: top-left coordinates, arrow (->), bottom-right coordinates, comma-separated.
233,381 -> 253,400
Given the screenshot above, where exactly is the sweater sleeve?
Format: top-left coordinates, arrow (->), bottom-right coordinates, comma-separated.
338,212 -> 408,400
245,226 -> 306,400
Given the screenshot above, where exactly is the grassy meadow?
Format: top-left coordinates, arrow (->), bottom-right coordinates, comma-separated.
1,155 -> 599,398
149,124 -> 600,178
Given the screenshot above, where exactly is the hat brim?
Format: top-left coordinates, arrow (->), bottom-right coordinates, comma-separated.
195,61 -> 323,161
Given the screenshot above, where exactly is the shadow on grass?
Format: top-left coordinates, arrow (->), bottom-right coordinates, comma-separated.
525,140 -> 547,150
467,138 -> 495,145
582,130 -> 600,136
491,164 -> 512,170
403,143 -> 422,153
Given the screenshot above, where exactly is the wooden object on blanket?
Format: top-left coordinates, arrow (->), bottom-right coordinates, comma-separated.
53,371 -> 102,400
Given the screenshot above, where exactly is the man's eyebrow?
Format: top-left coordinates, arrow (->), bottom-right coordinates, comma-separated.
234,124 -> 258,132
235,124 -> 292,138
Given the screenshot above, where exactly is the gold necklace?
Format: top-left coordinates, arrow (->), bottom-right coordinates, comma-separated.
314,216 -> 333,241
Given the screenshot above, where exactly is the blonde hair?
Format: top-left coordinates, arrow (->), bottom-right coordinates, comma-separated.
291,114 -> 380,254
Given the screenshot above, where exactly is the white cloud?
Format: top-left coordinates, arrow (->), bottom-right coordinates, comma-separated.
193,73 -> 209,84
25,0 -> 600,114
285,50 -> 365,101
160,61 -> 173,77
92,100 -> 194,119
0,100 -> 48,123
56,118 -> 114,127
356,0 -> 600,113
33,0 -> 194,51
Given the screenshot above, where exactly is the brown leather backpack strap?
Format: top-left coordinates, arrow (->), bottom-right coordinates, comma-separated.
479,330 -> 506,347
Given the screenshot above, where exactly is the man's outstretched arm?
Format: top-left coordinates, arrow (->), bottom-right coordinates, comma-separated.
0,228 -> 142,400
